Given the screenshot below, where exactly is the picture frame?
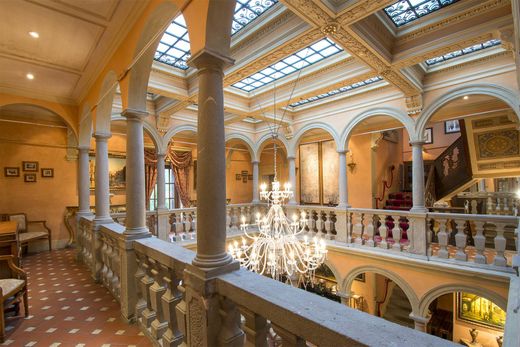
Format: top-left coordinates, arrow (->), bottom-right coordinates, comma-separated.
241,170 -> 248,176
22,161 -> 39,172
445,119 -> 460,134
236,174 -> 241,180
248,175 -> 253,181
457,292 -> 505,330
4,167 -> 19,177
24,173 -> 37,183
424,127 -> 433,144
41,168 -> 54,178
242,176 -> 248,183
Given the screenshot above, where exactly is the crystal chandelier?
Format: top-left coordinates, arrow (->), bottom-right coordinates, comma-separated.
228,142 -> 327,284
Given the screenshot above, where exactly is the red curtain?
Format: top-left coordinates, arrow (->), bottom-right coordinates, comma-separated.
144,149 -> 157,210
167,148 -> 192,207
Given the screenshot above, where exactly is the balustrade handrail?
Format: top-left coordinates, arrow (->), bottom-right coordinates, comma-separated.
427,211 -> 519,224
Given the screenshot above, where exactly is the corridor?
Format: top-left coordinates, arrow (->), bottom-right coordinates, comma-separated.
2,249 -> 151,347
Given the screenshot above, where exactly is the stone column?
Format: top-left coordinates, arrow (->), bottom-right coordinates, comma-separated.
94,133 -> 112,224
288,156 -> 297,205
409,313 -> 430,332
410,141 -> 427,213
156,153 -> 166,209
252,160 -> 260,204
122,109 -> 149,235
337,150 -> 349,209
77,147 -> 92,216
190,50 -> 235,269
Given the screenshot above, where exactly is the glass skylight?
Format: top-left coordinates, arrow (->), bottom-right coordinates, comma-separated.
384,0 -> 459,27
154,15 -> 190,70
425,39 -> 501,66
232,0 -> 278,34
154,1 -> 278,69
289,76 -> 383,108
232,38 -> 343,92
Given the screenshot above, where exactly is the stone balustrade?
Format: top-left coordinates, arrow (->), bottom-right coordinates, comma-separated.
76,215 -> 94,267
286,205 -> 345,242
99,223 -> 125,302
130,237 -> 454,347
456,191 -> 519,215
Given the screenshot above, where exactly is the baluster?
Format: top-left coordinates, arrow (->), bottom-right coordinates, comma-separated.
112,240 -> 120,300
453,219 -> 468,261
364,213 -> 375,247
493,222 -> 507,266
487,197 -> 494,214
174,275 -> 188,346
99,235 -> 108,287
226,207 -> 232,232
175,213 -> 184,237
353,213 -> 364,245
307,210 -> 316,235
218,297 -> 244,345
324,211 -> 335,240
378,215 -> 388,249
271,324 -> 305,347
161,265 -> 184,347
169,213 -> 175,234
496,198 -> 502,215
391,215 -> 402,251
140,256 -> 156,328
315,210 -> 325,237
150,259 -> 168,340
471,200 -> 478,214
436,218 -> 449,258
182,214 -> 190,236
472,220 -> 487,264
240,307 -> 268,347
135,252 -> 147,318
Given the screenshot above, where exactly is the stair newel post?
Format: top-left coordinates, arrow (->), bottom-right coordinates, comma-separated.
473,220 -> 487,264
493,222 -> 508,266
378,215 -> 388,249
436,218 -> 449,259
453,218 -> 468,261
364,213 -> 375,247
391,215 -> 402,251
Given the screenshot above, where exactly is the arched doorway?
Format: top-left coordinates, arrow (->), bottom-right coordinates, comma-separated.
225,138 -> 254,204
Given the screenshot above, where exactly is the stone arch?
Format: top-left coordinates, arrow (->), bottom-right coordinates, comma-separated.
289,122 -> 341,157
418,283 -> 507,318
322,260 -> 343,287
341,265 -> 420,314
79,104 -> 93,149
127,2 -> 181,111
95,71 -> 118,135
254,132 -> 290,161
161,124 -> 197,153
416,83 -> 520,137
110,114 -> 163,154
225,133 -> 256,161
339,107 -> 416,150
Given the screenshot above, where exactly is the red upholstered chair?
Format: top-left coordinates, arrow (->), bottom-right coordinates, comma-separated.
8,213 -> 51,253
0,255 -> 28,342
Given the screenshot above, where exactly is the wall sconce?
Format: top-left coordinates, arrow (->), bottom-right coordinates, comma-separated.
347,152 -> 356,172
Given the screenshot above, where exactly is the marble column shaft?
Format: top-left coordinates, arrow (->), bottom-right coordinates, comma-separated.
410,141 -> 427,212
94,134 -> 112,223
156,153 -> 166,209
78,147 -> 91,215
288,156 -> 297,205
252,161 -> 260,204
338,150 -> 349,208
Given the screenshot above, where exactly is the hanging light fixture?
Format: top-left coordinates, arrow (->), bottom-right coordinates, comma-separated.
228,139 -> 327,284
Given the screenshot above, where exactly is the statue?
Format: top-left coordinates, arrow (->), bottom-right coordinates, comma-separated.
469,328 -> 479,344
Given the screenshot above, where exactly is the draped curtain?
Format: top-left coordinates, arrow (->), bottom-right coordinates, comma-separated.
167,148 -> 192,207
144,149 -> 157,210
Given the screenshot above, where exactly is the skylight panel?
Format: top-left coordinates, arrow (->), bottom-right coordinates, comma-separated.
288,77 -> 382,108
232,0 -> 279,35
425,39 -> 501,66
155,1 -> 278,70
231,38 -> 343,92
384,0 -> 459,27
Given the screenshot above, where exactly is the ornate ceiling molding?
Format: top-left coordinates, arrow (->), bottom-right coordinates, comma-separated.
337,0 -> 396,26
425,50 -> 512,75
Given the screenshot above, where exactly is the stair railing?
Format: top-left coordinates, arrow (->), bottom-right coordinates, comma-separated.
375,165 -> 395,209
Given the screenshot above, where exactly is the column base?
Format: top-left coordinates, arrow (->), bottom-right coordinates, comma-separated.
123,226 -> 150,236
192,252 -> 235,271
251,199 -> 261,204
93,216 -> 113,225
410,206 -> 428,213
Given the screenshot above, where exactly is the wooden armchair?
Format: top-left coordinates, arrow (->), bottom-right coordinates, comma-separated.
0,255 -> 28,342
8,213 -> 51,252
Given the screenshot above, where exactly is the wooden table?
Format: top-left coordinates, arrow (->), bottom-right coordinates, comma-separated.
0,221 -> 19,263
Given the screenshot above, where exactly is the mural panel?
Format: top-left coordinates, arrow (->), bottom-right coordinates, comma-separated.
299,142 -> 320,204
322,140 -> 339,205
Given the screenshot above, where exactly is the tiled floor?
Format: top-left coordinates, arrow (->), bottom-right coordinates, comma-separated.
2,249 -> 152,347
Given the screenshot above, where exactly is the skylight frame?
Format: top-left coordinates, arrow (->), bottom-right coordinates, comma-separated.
288,76 -> 383,108
232,0 -> 279,35
425,39 -> 502,66
384,0 -> 459,27
231,38 -> 343,92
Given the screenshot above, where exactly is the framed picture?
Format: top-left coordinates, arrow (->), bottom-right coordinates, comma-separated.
41,168 -> 54,178
354,273 -> 365,282
23,161 -> 39,172
457,292 -> 505,330
236,174 -> 241,180
241,170 -> 248,176
24,173 -> 37,183
445,120 -> 460,134
382,129 -> 399,143
89,155 -> 126,190
424,127 -> 433,144
248,175 -> 253,181
4,167 -> 19,177
242,176 -> 248,183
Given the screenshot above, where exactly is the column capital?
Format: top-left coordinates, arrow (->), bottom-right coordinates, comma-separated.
409,140 -> 425,147
121,108 -> 148,121
94,132 -> 111,141
188,49 -> 234,72
78,146 -> 90,153
337,149 -> 349,155
156,152 -> 167,158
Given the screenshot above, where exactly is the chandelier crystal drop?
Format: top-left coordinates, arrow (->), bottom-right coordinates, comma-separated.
228,142 -> 327,284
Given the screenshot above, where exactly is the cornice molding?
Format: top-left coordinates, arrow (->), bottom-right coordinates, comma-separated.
425,50 -> 513,77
